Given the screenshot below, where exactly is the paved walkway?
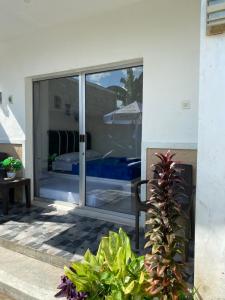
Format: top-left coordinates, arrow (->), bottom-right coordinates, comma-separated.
0,203 -> 144,264
0,202 -> 193,285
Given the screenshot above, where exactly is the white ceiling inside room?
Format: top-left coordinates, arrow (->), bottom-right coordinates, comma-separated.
0,0 -> 142,42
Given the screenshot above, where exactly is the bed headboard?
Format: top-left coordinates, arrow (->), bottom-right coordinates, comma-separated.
48,130 -> 91,156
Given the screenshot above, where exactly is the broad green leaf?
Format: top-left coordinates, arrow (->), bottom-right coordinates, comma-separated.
139,271 -> 145,284
123,280 -> 135,294
62,228 -> 148,299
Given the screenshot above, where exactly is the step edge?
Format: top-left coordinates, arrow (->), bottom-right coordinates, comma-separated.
0,237 -> 73,268
0,271 -> 40,300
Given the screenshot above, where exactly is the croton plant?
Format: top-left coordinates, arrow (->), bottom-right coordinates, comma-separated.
144,151 -> 192,299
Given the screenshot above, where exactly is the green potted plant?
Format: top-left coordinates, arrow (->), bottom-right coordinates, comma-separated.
1,157 -> 23,179
56,228 -> 152,299
48,153 -> 57,171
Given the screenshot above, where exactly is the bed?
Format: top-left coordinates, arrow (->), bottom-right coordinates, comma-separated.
49,129 -> 92,172
48,130 -> 91,156
72,157 -> 141,181
52,150 -> 102,172
49,130 -> 141,181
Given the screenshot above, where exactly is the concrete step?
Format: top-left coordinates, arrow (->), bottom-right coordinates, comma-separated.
0,237 -> 73,269
0,246 -> 63,300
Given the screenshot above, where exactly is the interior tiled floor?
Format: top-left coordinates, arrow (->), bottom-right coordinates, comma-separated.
39,173 -> 135,214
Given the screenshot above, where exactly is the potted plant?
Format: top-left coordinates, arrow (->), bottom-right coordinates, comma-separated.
56,229 -> 152,299
1,157 -> 23,179
144,151 -> 194,299
48,153 -> 57,171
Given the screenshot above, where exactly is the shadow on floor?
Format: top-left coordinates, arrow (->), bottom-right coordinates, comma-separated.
0,202 -> 145,260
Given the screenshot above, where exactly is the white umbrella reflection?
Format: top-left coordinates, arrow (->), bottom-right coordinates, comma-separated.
103,101 -> 142,125
103,101 -> 142,156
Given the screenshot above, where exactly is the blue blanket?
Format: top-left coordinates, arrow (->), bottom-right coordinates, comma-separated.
72,157 -> 141,181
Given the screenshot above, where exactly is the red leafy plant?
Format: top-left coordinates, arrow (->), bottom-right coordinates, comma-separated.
144,151 -> 192,299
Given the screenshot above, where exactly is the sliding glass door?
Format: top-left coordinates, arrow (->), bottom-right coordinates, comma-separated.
33,65 -> 143,215
85,66 -> 143,214
33,76 -> 80,204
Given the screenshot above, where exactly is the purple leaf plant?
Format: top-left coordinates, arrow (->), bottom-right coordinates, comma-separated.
55,275 -> 88,300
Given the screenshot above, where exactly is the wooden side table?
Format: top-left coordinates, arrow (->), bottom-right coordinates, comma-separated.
0,178 -> 31,215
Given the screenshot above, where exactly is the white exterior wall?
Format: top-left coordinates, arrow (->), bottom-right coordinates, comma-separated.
195,0 -> 225,298
0,0 -> 200,177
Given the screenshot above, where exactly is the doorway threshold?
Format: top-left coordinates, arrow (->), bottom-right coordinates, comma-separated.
34,197 -> 136,227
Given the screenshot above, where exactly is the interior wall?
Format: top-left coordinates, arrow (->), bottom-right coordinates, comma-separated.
195,0 -> 225,298
48,78 -> 79,131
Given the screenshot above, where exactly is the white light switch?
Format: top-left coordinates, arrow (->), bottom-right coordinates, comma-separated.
182,100 -> 191,110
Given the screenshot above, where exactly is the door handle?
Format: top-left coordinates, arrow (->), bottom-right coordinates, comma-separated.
79,134 -> 86,143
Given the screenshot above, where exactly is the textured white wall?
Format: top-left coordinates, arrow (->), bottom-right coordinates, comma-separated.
0,0 -> 200,147
195,1 -> 225,298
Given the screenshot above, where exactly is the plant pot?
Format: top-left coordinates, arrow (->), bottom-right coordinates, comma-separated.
7,172 -> 16,179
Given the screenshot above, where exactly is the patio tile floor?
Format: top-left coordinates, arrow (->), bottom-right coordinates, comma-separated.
0,203 -> 144,263
0,202 -> 193,284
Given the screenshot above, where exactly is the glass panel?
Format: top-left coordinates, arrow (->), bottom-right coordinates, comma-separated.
33,76 -> 80,204
85,66 -> 143,214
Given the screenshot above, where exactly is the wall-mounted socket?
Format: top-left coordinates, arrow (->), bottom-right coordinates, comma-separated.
8,95 -> 13,104
0,92 -> 2,104
182,100 -> 191,110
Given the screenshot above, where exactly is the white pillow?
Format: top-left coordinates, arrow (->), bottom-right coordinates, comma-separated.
55,150 -> 101,162
55,152 -> 79,162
